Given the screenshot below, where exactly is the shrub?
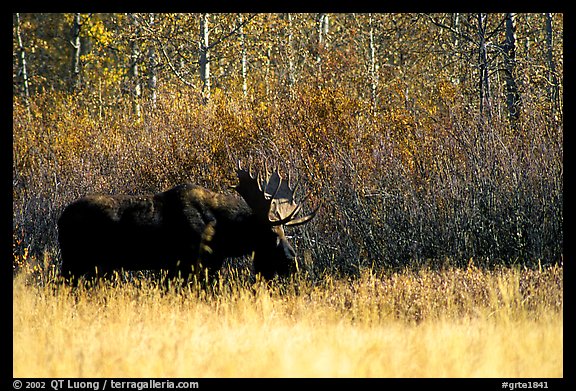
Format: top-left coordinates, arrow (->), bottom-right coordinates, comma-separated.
12,81 -> 562,277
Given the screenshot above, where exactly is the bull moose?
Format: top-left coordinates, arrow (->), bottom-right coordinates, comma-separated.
57,162 -> 319,285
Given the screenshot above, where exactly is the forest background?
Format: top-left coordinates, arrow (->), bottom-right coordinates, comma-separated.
13,13 -> 563,277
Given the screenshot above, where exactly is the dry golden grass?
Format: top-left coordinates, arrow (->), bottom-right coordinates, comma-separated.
13,265 -> 562,378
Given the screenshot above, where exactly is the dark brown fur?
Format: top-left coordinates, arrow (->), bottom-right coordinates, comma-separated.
58,183 -> 298,284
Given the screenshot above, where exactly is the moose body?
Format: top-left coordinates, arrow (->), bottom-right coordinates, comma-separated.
58,165 -> 318,284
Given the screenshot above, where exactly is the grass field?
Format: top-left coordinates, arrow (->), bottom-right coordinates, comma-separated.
13,264 -> 562,378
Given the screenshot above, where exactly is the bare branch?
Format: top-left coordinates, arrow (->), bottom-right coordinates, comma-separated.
424,13 -> 475,44
154,36 -> 197,89
207,13 -> 258,51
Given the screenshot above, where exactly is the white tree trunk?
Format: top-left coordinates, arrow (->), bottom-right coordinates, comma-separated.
545,13 -> 559,118
147,13 -> 158,109
199,13 -> 211,103
368,14 -> 378,113
70,13 -> 82,93
477,13 -> 491,119
286,13 -> 295,95
238,14 -> 248,98
503,13 -> 520,123
129,13 -> 142,120
15,13 -> 31,118
316,13 -> 329,75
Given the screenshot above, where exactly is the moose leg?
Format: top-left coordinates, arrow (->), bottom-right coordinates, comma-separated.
195,221 -> 222,287
164,244 -> 208,289
253,256 -> 278,281
164,221 -> 221,290
61,253 -> 114,287
60,240 -> 99,286
61,262 -> 100,287
164,257 -> 195,289
60,261 -> 84,287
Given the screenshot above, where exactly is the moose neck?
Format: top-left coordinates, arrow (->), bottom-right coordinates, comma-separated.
210,196 -> 266,258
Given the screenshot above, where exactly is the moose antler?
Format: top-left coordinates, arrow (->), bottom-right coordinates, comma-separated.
233,161 -> 320,227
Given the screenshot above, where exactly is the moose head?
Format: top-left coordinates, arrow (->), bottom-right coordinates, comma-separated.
232,162 -> 320,279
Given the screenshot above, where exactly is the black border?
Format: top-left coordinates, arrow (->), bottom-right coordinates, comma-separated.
8,8 -> 572,390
